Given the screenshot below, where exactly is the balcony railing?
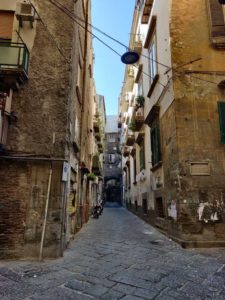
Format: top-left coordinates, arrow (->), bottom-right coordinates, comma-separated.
0,41 -> 29,85
134,107 -> 144,131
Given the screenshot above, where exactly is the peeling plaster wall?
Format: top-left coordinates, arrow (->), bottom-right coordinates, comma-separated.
0,0 -> 85,258
165,0 -> 225,244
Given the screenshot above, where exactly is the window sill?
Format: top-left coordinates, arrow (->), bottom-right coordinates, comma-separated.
151,161 -> 162,172
147,74 -> 159,98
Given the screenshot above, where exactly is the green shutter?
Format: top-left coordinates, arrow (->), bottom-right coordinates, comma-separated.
139,139 -> 145,171
218,101 -> 225,144
151,123 -> 161,166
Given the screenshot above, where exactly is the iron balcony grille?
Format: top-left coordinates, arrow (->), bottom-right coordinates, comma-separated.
0,41 -> 29,79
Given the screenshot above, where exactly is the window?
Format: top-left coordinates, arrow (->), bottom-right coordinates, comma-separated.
139,139 -> 145,171
0,11 -> 14,40
151,121 -> 161,166
218,101 -> 225,144
108,134 -> 115,142
207,0 -> 225,48
108,154 -> 115,163
149,35 -> 157,85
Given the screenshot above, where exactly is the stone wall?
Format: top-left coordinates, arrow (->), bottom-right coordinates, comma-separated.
163,0 -> 225,245
0,0 -> 88,258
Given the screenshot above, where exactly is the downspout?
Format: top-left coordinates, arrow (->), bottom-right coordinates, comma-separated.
39,163 -> 53,261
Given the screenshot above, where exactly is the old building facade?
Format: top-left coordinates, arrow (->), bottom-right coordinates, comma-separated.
0,0 -> 98,258
104,116 -> 122,204
120,0 -> 225,247
90,93 -> 106,206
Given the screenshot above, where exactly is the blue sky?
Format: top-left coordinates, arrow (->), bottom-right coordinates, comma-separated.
91,0 -> 135,116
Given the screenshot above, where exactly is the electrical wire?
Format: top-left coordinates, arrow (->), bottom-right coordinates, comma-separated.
49,0 -> 167,88
31,0 -> 221,88
49,0 -> 121,57
60,0 -> 222,87
27,0 -> 71,65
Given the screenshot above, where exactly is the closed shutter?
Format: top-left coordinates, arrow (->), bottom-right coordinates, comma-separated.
218,101 -> 225,144
151,123 -> 161,166
139,139 -> 145,171
0,11 -> 15,40
207,0 -> 225,47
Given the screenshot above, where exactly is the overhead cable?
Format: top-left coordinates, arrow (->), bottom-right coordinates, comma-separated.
28,0 -> 71,65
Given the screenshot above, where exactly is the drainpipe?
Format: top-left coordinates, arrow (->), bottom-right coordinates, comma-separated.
39,163 -> 53,261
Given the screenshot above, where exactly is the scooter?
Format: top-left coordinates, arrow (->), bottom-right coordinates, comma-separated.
92,204 -> 101,218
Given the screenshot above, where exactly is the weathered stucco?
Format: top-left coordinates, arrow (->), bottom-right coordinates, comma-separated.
0,0 -> 94,258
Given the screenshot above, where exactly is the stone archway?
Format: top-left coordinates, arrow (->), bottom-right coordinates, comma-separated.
104,176 -> 122,204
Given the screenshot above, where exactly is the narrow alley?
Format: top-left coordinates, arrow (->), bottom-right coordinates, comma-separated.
1,205 -> 225,300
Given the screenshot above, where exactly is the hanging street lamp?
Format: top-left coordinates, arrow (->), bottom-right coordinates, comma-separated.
121,50 -> 140,65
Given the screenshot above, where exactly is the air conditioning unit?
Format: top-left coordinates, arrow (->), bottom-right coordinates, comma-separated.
16,1 -> 35,24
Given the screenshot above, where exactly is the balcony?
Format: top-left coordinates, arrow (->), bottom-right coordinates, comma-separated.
92,154 -> 102,176
141,0 -> 153,24
126,131 -> 135,146
123,146 -> 130,157
93,117 -> 100,133
0,41 -> 29,89
95,133 -> 101,141
97,141 -> 103,153
132,34 -> 143,54
134,107 -> 144,131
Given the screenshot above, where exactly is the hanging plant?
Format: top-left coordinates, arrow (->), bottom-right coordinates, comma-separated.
136,95 -> 145,108
87,172 -> 96,181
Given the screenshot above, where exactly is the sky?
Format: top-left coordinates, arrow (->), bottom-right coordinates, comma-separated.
91,0 -> 135,116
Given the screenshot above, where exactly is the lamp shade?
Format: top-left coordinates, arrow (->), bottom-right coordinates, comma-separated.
121,51 -> 140,64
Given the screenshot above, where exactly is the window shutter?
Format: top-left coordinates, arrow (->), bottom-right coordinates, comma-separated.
151,124 -> 161,166
218,101 -> 225,144
0,11 -> 14,40
207,0 -> 225,47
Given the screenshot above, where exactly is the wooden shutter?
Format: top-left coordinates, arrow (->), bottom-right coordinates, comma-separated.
0,11 -> 14,40
207,0 -> 225,47
218,101 -> 225,144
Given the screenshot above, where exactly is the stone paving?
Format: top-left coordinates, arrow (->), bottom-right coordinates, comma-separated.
1,204 -> 225,299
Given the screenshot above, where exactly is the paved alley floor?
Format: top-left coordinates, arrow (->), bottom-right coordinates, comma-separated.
1,205 -> 225,300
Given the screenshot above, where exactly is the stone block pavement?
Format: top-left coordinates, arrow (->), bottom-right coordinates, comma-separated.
1,204 -> 225,299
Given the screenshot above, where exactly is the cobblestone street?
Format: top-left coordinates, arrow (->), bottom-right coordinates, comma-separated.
1,205 -> 225,299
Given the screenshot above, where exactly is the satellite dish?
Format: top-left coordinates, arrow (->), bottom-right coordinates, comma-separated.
121,51 -> 140,65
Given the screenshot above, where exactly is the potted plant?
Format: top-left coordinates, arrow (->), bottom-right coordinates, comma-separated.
87,172 -> 96,181
136,95 -> 145,108
128,120 -> 136,132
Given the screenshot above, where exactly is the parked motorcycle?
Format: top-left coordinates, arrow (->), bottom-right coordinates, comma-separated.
91,201 -> 103,219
